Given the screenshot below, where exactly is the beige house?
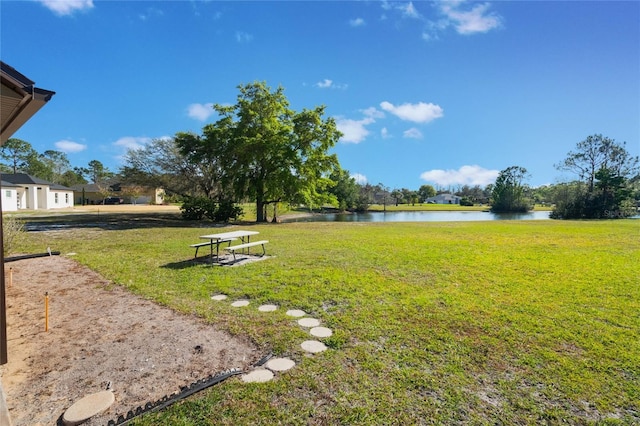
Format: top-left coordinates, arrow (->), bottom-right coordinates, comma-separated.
71,182 -> 165,205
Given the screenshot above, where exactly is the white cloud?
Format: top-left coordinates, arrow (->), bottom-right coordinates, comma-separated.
139,7 -> 164,21
235,31 -> 253,43
399,2 -> 421,19
187,103 -> 215,121
362,107 -> 385,119
351,173 -> 368,184
37,0 -> 93,16
381,127 -> 390,139
336,117 -> 375,144
420,165 -> 499,186
403,128 -> 422,139
380,101 -> 444,123
316,79 -> 333,88
438,2 -> 502,35
350,18 -> 365,27
55,140 -> 87,153
113,136 -> 151,151
315,79 -> 348,90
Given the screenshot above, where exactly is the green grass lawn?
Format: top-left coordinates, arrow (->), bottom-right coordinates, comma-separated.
17,218 -> 639,424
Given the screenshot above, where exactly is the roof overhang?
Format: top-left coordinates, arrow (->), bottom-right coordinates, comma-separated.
1,61 -> 55,144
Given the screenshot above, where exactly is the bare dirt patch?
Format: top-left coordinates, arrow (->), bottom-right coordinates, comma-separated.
0,255 -> 259,425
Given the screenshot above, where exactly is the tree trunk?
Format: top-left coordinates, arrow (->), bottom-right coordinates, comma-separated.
256,198 -> 266,222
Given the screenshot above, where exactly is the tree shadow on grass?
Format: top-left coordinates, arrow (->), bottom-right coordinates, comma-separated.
21,212 -> 262,232
162,256 -> 215,270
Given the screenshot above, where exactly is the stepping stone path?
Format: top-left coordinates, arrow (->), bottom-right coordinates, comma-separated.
265,357 -> 295,372
301,340 -> 327,354
211,294 -> 335,382
298,318 -> 320,328
258,304 -> 278,312
62,390 -> 115,426
310,327 -> 333,338
211,294 -> 228,301
241,369 -> 274,383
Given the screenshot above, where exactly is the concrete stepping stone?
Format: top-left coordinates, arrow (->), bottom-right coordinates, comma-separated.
241,369 -> 274,383
310,326 -> 333,338
286,309 -> 306,317
210,294 -> 228,301
301,340 -> 328,353
298,318 -> 320,328
62,390 -> 115,426
265,357 -> 295,372
231,300 -> 250,307
258,304 -> 278,312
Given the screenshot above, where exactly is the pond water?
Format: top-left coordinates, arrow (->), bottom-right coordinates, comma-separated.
283,210 -> 553,223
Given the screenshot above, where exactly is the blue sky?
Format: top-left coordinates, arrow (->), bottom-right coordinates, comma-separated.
2,0 -> 638,190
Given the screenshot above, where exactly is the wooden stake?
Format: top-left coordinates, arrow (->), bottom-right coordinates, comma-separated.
9,267 -> 12,288
45,292 -> 49,332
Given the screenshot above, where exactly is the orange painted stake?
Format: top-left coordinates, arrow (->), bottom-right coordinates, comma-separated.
45,292 -> 49,332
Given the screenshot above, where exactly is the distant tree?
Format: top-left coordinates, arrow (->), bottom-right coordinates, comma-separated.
121,184 -> 145,205
177,81 -> 341,222
391,189 -> 403,206
556,134 -> 638,193
400,188 -> 414,204
459,197 -> 474,206
553,134 -> 638,219
60,169 -> 87,187
328,168 -> 359,211
39,150 -> 71,183
123,137 -> 225,199
0,138 -> 36,173
418,184 -> 436,202
490,166 -> 532,213
456,184 -> 485,203
356,183 -> 375,211
95,181 -> 114,203
374,184 -> 391,210
87,160 -> 114,184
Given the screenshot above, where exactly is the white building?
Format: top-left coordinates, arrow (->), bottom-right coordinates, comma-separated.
1,173 -> 74,211
425,193 -> 462,204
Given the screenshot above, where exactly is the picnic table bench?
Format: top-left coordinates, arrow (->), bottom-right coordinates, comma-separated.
224,240 -> 269,260
190,237 -> 236,259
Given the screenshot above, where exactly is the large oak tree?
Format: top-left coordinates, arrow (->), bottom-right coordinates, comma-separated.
176,82 -> 341,222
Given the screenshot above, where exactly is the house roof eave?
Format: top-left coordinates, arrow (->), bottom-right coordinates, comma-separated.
0,61 -> 56,144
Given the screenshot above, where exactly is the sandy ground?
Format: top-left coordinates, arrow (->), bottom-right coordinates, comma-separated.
0,255 -> 259,425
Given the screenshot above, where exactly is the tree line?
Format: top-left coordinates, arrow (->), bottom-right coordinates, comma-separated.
2,82 -> 638,221
0,138 -> 114,186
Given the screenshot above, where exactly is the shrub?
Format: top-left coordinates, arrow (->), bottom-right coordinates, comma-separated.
459,197 -> 474,206
213,201 -> 243,222
180,197 -> 213,220
180,197 -> 243,222
2,215 -> 24,256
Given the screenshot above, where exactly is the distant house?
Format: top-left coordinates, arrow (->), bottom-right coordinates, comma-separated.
71,182 -> 165,205
0,173 -> 74,211
425,193 -> 461,204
